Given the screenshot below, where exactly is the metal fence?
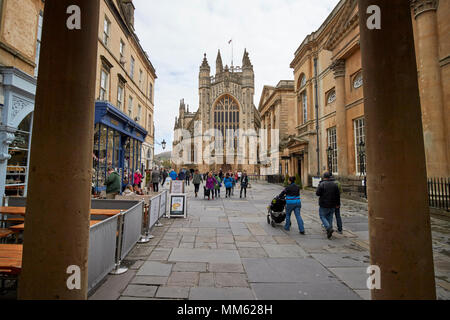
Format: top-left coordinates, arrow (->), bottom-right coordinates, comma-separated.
120,201 -> 144,260
428,177 -> 449,212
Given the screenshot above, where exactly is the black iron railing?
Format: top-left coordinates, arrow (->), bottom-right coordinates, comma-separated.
428,177 -> 449,212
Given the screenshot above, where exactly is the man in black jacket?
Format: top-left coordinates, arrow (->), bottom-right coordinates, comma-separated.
316,172 -> 340,239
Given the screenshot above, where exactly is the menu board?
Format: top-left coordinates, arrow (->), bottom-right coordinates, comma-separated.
169,194 -> 187,218
170,180 -> 185,194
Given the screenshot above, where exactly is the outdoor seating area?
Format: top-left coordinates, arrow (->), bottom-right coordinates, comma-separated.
0,190 -> 168,296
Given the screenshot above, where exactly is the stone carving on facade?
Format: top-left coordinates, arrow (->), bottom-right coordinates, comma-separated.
411,0 -> 439,18
0,131 -> 15,162
11,96 -> 32,124
330,59 -> 346,78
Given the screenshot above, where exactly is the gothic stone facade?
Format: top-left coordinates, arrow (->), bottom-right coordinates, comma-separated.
172,50 -> 261,174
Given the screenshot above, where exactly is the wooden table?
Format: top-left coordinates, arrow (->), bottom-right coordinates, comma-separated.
0,244 -> 22,275
0,207 -> 121,217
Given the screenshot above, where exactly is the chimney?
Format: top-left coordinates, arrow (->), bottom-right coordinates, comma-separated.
121,0 -> 135,30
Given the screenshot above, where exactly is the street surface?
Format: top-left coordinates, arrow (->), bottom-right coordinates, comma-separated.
90,181 -> 450,300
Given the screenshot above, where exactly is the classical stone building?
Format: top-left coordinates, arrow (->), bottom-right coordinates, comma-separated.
258,80 -> 296,176
93,0 -> 157,191
284,0 -> 449,192
0,0 -> 45,197
172,50 -> 261,173
0,0 -> 157,196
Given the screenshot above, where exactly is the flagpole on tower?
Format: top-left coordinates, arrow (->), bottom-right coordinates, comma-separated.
229,39 -> 233,69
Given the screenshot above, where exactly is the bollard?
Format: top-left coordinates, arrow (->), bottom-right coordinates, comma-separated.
109,211 -> 128,275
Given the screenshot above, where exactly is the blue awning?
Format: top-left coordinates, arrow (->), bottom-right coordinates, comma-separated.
94,101 -> 147,142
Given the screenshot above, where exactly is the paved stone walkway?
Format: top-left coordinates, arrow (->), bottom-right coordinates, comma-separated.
89,181 -> 450,300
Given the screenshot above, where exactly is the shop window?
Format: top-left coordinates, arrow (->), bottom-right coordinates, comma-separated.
5,113 -> 32,196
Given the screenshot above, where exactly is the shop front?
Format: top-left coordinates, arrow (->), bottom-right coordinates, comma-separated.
93,102 -> 147,194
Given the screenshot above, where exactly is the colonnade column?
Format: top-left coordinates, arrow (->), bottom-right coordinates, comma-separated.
358,0 -> 436,299
411,0 -> 448,176
330,59 -> 348,177
18,0 -> 100,299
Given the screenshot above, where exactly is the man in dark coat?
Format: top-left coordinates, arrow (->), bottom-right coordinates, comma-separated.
316,171 -> 341,239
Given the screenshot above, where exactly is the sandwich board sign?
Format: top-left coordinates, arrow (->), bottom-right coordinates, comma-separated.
168,193 -> 187,218
170,180 -> 185,193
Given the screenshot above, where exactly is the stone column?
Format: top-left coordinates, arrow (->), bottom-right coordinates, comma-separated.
330,59 -> 348,177
358,0 -> 436,299
18,0 -> 100,299
411,0 -> 448,177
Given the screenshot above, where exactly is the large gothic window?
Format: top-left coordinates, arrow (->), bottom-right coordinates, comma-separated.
214,95 -> 240,151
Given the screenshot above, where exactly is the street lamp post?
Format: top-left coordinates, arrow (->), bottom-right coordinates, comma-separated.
358,140 -> 366,198
327,146 -> 333,174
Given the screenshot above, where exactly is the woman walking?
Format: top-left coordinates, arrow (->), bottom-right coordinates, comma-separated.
224,173 -> 233,198
205,172 -> 217,200
214,172 -> 222,198
240,171 -> 249,198
279,176 -> 305,234
192,169 -> 203,198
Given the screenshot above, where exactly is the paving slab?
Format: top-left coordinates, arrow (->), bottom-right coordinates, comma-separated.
167,272 -> 200,287
262,244 -> 308,258
199,273 -> 215,287
156,287 -> 190,299
147,249 -> 172,261
169,248 -> 241,264
215,273 -> 248,288
208,263 -> 245,273
311,253 -> 370,267
173,262 -> 207,272
238,247 -> 268,258
121,284 -> 158,298
328,267 -> 369,290
251,282 -> 361,300
242,258 -> 338,283
131,276 -> 168,285
136,261 -> 173,277
189,287 -> 255,300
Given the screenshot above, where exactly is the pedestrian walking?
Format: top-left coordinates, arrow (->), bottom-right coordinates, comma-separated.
192,169 -> 203,198
279,176 -> 305,234
134,170 -> 143,188
169,168 -> 177,181
331,174 -> 343,234
205,172 -> 217,200
105,167 -> 121,199
178,169 -> 186,181
161,168 -> 168,186
240,171 -> 249,198
152,167 -> 160,192
224,173 -> 233,198
214,173 -> 222,198
316,172 -> 341,239
186,169 -> 191,186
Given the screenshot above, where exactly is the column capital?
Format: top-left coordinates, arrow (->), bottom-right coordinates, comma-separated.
330,59 -> 346,78
411,0 -> 439,19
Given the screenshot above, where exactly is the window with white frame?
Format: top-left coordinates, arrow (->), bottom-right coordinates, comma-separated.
117,82 -> 124,110
300,74 -> 306,88
120,40 -> 125,58
130,56 -> 135,79
302,92 -> 307,123
128,96 -> 133,117
34,11 -> 43,77
139,70 -> 143,89
100,69 -> 109,101
103,17 -> 110,47
327,89 -> 336,105
327,127 -> 338,174
137,104 -> 142,122
353,72 -> 363,89
354,117 -> 366,175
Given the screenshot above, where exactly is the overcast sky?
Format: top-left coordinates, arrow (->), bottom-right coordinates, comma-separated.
133,0 -> 338,155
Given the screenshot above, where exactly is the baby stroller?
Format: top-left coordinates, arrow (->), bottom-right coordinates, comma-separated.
267,195 -> 286,227
203,186 -> 211,199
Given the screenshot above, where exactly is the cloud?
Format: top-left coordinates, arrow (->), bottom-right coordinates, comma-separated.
133,0 -> 338,154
